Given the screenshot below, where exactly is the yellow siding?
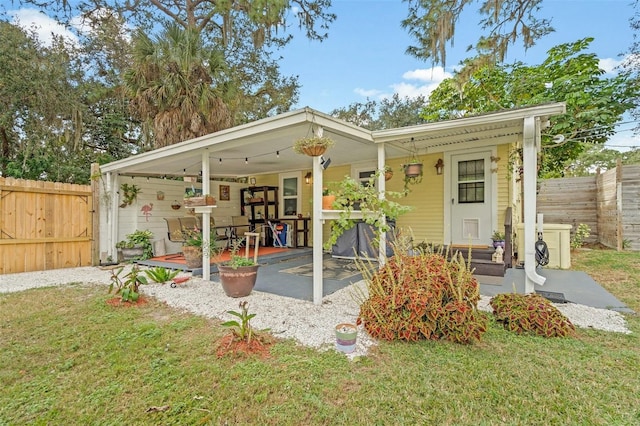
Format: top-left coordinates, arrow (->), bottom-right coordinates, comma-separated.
251,144 -> 516,248
389,154 -> 445,244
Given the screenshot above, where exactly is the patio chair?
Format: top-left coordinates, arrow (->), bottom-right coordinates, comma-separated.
231,216 -> 251,247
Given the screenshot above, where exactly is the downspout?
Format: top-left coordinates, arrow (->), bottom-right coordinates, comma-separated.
522,116 -> 546,292
109,172 -> 119,261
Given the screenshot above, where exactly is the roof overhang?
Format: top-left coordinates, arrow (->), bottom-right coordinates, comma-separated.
99,103 -> 566,178
373,103 -> 566,154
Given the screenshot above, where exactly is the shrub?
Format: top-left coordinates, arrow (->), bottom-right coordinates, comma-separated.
356,251 -> 488,344
570,223 -> 591,249
490,293 -> 576,338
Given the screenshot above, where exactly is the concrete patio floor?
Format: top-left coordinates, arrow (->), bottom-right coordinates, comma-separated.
200,250 -> 632,313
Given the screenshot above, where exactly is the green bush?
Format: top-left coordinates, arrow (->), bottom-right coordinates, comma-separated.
356,251 -> 488,344
490,293 -> 576,338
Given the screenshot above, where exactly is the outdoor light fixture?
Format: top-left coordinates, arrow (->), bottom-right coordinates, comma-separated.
435,158 -> 444,175
305,172 -> 312,185
320,156 -> 331,170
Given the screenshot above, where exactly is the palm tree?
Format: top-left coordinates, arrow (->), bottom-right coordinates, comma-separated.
124,24 -> 232,148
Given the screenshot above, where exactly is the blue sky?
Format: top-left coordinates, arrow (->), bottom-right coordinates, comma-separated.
6,0 -> 638,149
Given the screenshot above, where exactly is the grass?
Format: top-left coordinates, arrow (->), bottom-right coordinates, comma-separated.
1,248 -> 639,425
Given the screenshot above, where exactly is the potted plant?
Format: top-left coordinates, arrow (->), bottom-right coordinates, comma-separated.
116,229 -> 154,261
324,172 -> 411,249
384,165 -> 393,181
183,188 -> 215,207
322,187 -> 335,210
402,156 -> 423,193
119,183 -> 141,208
217,239 -> 260,298
335,323 -> 358,354
181,228 -> 218,269
293,135 -> 335,157
491,230 -> 506,248
401,138 -> 424,193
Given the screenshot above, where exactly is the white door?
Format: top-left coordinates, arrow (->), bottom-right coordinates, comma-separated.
450,151 -> 493,246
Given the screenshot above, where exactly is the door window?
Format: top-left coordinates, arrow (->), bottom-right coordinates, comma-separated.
458,159 -> 485,203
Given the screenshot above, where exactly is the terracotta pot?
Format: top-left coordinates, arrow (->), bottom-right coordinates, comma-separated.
404,163 -> 423,178
218,264 -> 259,297
302,145 -> 327,156
205,195 -> 216,205
322,195 -> 336,210
385,171 -> 393,181
182,245 -> 202,268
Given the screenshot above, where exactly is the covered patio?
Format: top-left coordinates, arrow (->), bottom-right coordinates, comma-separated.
99,104 -> 567,304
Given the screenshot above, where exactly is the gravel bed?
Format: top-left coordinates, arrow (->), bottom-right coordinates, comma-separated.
0,266 -> 631,358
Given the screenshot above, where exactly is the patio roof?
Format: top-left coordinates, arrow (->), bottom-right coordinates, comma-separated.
100,108 -> 399,178
99,103 -> 565,179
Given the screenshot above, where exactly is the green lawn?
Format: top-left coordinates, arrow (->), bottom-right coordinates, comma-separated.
1,248 -> 639,425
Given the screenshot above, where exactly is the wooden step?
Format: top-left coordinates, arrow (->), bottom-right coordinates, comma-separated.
470,259 -> 505,277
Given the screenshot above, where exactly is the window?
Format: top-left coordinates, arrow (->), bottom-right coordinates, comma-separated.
458,159 -> 485,203
279,172 -> 301,217
355,168 -> 376,187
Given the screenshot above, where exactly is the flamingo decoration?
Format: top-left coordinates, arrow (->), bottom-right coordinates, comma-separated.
141,203 -> 153,221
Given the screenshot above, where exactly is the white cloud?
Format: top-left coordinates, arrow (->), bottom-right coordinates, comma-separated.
402,67 -> 451,83
599,57 -> 623,74
354,66 -> 452,102
10,8 -> 78,47
354,88 -> 384,98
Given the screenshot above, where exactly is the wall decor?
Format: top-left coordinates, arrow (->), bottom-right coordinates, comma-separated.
219,184 -> 230,201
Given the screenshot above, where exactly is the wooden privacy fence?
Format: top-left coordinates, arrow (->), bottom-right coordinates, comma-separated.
0,177 -> 94,274
537,164 -> 640,251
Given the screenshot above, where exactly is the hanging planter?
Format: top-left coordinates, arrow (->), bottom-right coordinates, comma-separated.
403,162 -> 423,178
293,136 -> 335,157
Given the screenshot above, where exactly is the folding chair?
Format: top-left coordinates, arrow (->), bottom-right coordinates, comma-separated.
231,216 -> 251,247
267,221 -> 287,247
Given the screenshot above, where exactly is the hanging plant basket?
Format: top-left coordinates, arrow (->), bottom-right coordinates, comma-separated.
293,136 -> 335,157
404,162 -> 423,178
302,145 -> 327,156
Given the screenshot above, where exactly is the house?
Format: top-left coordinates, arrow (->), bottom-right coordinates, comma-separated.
98,103 -> 567,304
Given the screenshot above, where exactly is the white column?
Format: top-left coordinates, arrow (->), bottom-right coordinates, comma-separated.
377,143 -> 387,265
523,116 -> 546,292
312,155 -> 324,305
201,150 -> 211,281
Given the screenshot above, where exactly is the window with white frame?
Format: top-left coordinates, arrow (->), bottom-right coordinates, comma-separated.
279,172 -> 301,217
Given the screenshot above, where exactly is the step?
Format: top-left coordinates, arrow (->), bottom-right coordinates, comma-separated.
470,259 -> 505,277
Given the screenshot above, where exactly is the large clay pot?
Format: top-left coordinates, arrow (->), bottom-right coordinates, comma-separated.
218,264 -> 259,297
182,245 -> 203,268
322,195 -> 336,210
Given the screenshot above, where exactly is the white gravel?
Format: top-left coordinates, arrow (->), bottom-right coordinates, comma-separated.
0,266 -> 631,358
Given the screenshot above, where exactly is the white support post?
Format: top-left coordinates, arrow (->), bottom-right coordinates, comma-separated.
523,116 -> 546,292
377,143 -> 387,265
312,155 -> 324,305
107,172 -> 117,260
201,150 -> 211,281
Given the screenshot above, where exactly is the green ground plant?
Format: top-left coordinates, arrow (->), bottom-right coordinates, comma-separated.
222,301 -> 256,343
144,266 -> 180,283
490,293 -> 576,337
108,265 -> 148,302
356,246 -> 488,344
